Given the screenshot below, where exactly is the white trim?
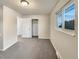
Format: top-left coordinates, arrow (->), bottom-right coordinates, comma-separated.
39,37 -> 50,39
55,1 -> 75,36
55,28 -> 76,37
55,47 -> 63,59
50,39 -> 63,59
2,40 -> 17,51
0,40 -> 17,51
21,35 -> 32,38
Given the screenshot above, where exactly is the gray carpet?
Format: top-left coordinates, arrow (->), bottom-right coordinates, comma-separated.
0,37 -> 58,59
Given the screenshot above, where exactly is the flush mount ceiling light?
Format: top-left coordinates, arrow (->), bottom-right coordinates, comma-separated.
21,0 -> 29,6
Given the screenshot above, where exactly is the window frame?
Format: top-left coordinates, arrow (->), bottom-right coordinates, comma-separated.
55,1 -> 75,36
63,1 -> 75,29
56,10 -> 63,29
56,1 -> 75,30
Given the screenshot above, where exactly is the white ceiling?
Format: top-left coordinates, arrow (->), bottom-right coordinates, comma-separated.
0,0 -> 58,15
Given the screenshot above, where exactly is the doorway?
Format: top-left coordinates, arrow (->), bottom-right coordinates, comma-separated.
32,19 -> 38,38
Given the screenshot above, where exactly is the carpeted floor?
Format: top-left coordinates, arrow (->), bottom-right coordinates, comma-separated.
0,37 -> 58,59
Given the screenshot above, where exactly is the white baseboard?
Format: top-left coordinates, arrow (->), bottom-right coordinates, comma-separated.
1,40 -> 17,51
39,37 -> 50,39
50,39 -> 62,59
21,35 -> 32,38
55,49 -> 62,59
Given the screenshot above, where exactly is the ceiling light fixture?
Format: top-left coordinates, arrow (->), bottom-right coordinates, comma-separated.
21,0 -> 29,6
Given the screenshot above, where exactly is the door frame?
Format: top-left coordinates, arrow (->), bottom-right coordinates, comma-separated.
32,19 -> 38,38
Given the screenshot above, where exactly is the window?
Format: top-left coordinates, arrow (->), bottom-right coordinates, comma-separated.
56,1 -> 75,30
56,10 -> 63,28
64,3 -> 75,30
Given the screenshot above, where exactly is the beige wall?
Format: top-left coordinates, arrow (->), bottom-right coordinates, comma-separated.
3,6 -> 20,50
50,0 -> 78,59
18,15 -> 50,39
0,5 -> 3,50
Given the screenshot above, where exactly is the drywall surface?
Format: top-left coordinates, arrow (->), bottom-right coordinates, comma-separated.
50,0 -> 78,59
22,15 -> 50,39
3,6 -> 19,50
0,5 -> 3,50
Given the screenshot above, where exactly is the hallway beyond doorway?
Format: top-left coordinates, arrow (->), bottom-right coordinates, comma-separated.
32,19 -> 38,37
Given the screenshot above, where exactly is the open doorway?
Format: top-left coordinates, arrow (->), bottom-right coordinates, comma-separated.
32,19 -> 38,38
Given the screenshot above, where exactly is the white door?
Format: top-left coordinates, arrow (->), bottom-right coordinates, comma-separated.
22,18 -> 32,38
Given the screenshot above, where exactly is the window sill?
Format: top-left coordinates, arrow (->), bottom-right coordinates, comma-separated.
56,28 -> 76,37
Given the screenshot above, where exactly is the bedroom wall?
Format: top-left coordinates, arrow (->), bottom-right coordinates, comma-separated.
0,5 -> 3,50
18,15 -> 50,39
50,0 -> 78,59
3,6 -> 20,50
